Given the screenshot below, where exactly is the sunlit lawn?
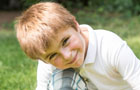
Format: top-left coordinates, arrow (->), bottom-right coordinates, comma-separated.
0,12 -> 140,90
0,30 -> 37,90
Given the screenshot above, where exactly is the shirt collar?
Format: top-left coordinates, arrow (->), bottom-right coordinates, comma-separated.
80,24 -> 97,65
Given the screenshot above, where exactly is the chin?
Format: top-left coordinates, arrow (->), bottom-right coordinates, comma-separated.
73,65 -> 81,68
74,61 -> 83,68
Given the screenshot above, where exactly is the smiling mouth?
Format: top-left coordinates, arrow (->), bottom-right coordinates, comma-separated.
68,51 -> 78,64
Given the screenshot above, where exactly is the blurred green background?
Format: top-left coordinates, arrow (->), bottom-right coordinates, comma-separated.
0,0 -> 140,90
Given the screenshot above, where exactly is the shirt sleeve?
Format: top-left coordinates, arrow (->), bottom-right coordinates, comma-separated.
102,30 -> 140,90
36,60 -> 55,90
116,42 -> 140,90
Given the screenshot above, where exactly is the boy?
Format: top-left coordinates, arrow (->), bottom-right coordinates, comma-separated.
16,2 -> 140,90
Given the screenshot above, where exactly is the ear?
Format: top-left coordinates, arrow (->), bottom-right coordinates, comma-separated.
73,18 -> 80,32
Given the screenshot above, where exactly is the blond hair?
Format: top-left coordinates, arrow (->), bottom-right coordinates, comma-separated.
15,2 -> 76,60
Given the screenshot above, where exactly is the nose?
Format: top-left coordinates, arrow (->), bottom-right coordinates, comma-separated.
60,48 -> 71,60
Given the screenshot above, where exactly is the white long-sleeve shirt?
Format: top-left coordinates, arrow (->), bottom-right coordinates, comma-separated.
36,25 -> 140,90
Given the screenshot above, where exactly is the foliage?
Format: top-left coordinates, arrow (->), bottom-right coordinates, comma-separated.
21,0 -> 48,9
21,0 -> 140,15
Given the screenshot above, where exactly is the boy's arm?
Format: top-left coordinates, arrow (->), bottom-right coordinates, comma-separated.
116,42 -> 140,90
104,31 -> 140,89
36,60 -> 55,90
100,30 -> 140,89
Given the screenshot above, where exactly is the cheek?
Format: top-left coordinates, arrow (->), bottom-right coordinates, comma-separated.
53,58 -> 64,67
70,36 -> 84,50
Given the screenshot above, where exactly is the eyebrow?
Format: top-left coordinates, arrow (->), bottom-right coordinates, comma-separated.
61,36 -> 67,44
45,53 -> 51,60
45,37 -> 66,59
44,36 -> 67,59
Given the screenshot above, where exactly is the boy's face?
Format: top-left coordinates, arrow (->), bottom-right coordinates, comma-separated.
42,27 -> 87,69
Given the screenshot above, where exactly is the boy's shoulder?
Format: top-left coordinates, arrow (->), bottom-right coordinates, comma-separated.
94,29 -> 123,43
80,24 -> 119,39
93,29 -> 125,54
80,24 -> 124,49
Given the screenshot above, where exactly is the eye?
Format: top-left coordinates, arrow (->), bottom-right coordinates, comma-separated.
49,53 -> 57,60
62,37 -> 70,46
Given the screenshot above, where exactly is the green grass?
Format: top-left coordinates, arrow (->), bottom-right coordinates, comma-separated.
0,30 -> 37,90
0,12 -> 140,90
126,36 -> 140,59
